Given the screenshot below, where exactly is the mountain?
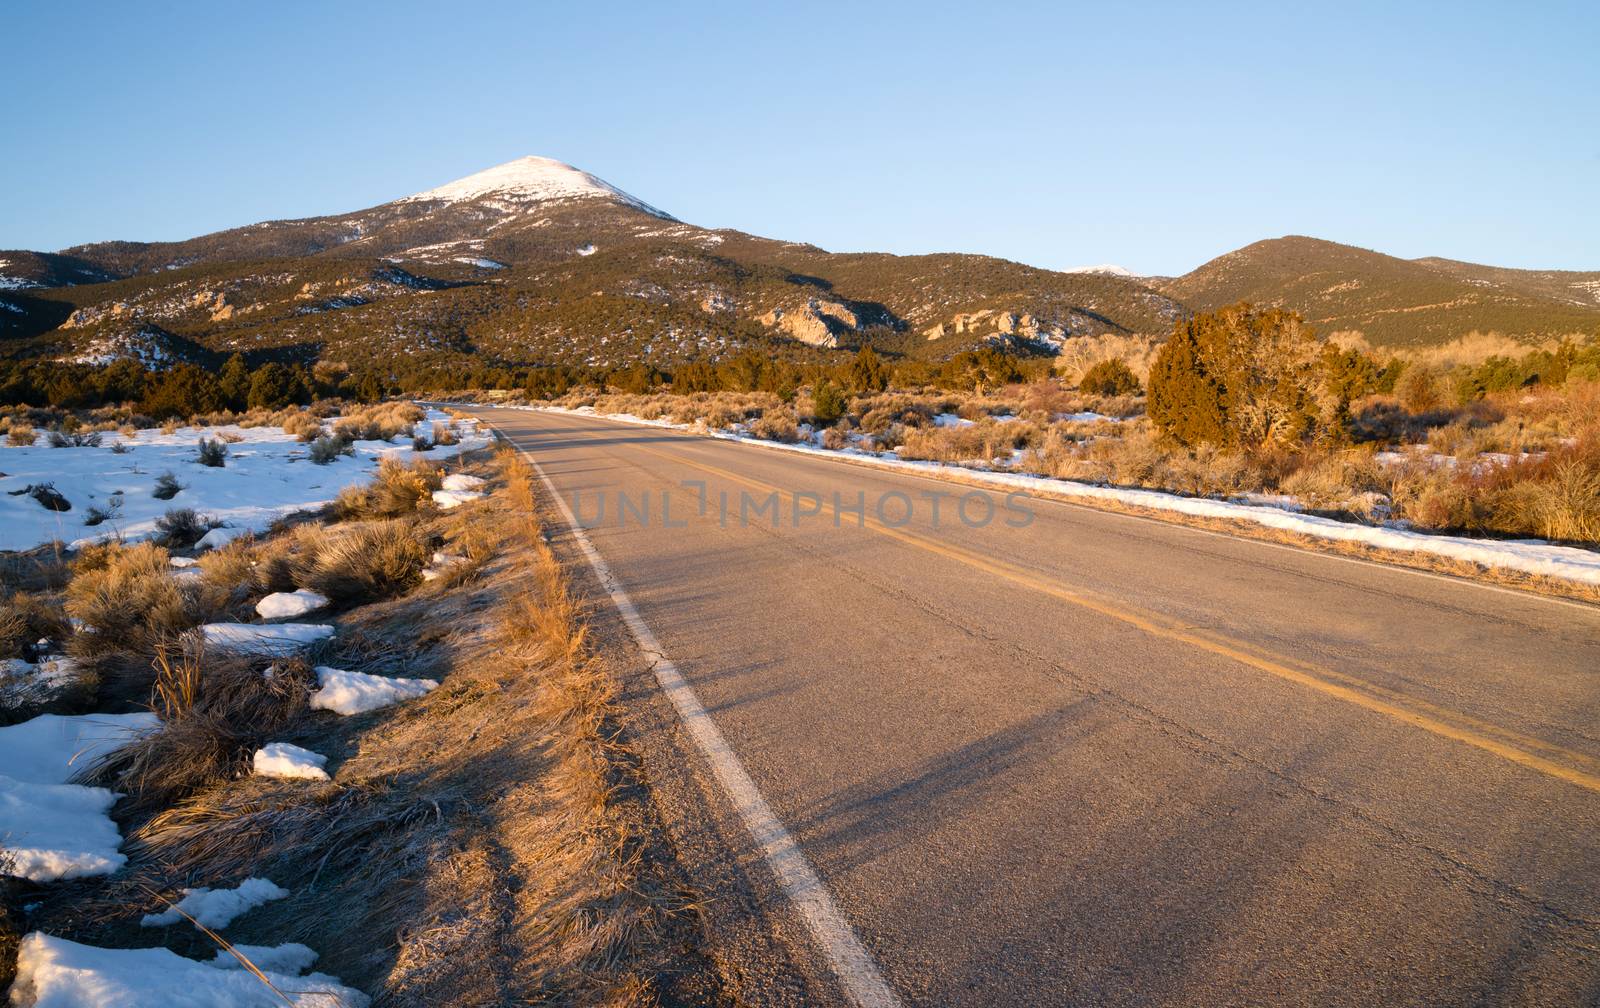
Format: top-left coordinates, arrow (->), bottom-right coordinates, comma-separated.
7,164 -> 1595,372
1160,236 -> 1600,346
2,157 -> 1186,369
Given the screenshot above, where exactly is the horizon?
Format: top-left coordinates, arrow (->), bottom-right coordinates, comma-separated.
5,2 -> 1599,276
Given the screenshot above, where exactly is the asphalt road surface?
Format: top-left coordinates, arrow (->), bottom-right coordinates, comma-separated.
470,405 -> 1600,1008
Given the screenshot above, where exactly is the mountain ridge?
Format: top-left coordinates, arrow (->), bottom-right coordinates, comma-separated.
4,161 -> 1597,368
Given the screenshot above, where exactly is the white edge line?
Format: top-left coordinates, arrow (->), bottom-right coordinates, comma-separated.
508,437 -> 903,1008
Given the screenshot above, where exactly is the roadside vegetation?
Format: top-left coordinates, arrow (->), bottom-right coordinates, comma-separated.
1,424 -> 716,1003
463,310 -> 1600,551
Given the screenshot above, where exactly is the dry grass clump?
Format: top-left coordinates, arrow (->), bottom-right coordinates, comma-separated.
333,458 -> 441,519
65,542 -> 193,657
153,507 -> 214,549
0,591 -> 70,660
332,401 -> 425,442
281,410 -> 323,441
192,543 -> 259,621
75,644 -> 313,815
5,425 -> 36,446
1391,437 -> 1600,544
746,407 -> 800,443
293,520 -> 429,602
898,418 -> 1041,464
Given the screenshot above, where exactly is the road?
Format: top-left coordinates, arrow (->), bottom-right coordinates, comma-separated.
470,405 -> 1600,1007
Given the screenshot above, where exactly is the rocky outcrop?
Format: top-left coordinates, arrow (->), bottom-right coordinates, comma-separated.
189,289 -> 235,322
921,308 -> 1074,350
759,297 -> 861,348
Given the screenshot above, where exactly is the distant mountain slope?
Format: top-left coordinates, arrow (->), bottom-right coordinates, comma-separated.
0,250 -> 114,289
12,165 -> 1596,370
9,157 -> 1186,369
1161,236 -> 1600,346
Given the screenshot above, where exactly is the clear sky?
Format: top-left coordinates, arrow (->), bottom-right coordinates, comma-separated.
6,1 -> 1597,276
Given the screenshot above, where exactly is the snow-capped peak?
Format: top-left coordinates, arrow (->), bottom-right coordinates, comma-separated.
1064,263 -> 1140,278
399,156 -> 672,218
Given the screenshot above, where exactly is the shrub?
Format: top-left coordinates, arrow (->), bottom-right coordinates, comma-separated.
152,471 -> 184,500
821,426 -> 850,451
333,457 -> 441,519
307,434 -> 351,464
810,382 -> 847,425
65,542 -> 192,657
412,435 -> 432,452
282,410 -> 323,442
1078,358 -> 1142,396
75,643 -> 312,814
25,483 -> 70,512
153,507 -> 213,549
0,592 -> 70,660
747,408 -> 800,443
47,429 -> 102,448
431,421 -> 459,446
5,426 -> 35,446
294,520 -> 429,601
82,499 -> 123,527
1148,303 -> 1346,450
196,437 -> 228,467
331,401 -> 424,442
1396,365 -> 1448,414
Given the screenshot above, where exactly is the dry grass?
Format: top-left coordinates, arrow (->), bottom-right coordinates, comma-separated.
41,446 -> 719,1005
75,643 -> 313,816
334,458 -> 441,519
332,402 -> 425,443
0,590 -> 70,660
292,519 -> 430,602
281,410 -> 323,441
64,542 -> 194,658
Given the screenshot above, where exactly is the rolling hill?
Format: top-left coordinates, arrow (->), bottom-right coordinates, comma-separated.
1160,236 -> 1600,346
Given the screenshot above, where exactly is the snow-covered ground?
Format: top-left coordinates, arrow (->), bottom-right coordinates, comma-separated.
201,622 -> 335,656
0,713 -> 160,881
514,405 -> 1600,589
0,409 -> 490,553
11,933 -> 368,1008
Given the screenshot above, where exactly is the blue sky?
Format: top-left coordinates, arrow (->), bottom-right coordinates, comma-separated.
6,1 -> 1597,275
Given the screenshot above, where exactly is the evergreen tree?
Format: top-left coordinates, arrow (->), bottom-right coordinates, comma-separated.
218,354 -> 251,410
850,346 -> 890,392
1148,303 -> 1342,449
142,364 -> 225,419
247,362 -> 299,410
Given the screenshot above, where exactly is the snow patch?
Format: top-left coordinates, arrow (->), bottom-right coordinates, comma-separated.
400,156 -> 672,219
141,877 -> 289,929
310,666 -> 438,716
11,933 -> 368,1007
255,590 -> 330,620
0,713 -> 159,881
252,742 -> 330,781
201,623 -> 334,656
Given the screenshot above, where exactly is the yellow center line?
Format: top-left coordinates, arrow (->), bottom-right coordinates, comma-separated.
630,441 -> 1600,796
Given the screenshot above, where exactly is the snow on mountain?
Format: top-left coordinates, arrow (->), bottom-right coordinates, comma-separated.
1064,264 -> 1141,278
399,155 -> 673,219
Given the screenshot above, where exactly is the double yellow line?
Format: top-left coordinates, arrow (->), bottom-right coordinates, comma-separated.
634,442 -> 1600,796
